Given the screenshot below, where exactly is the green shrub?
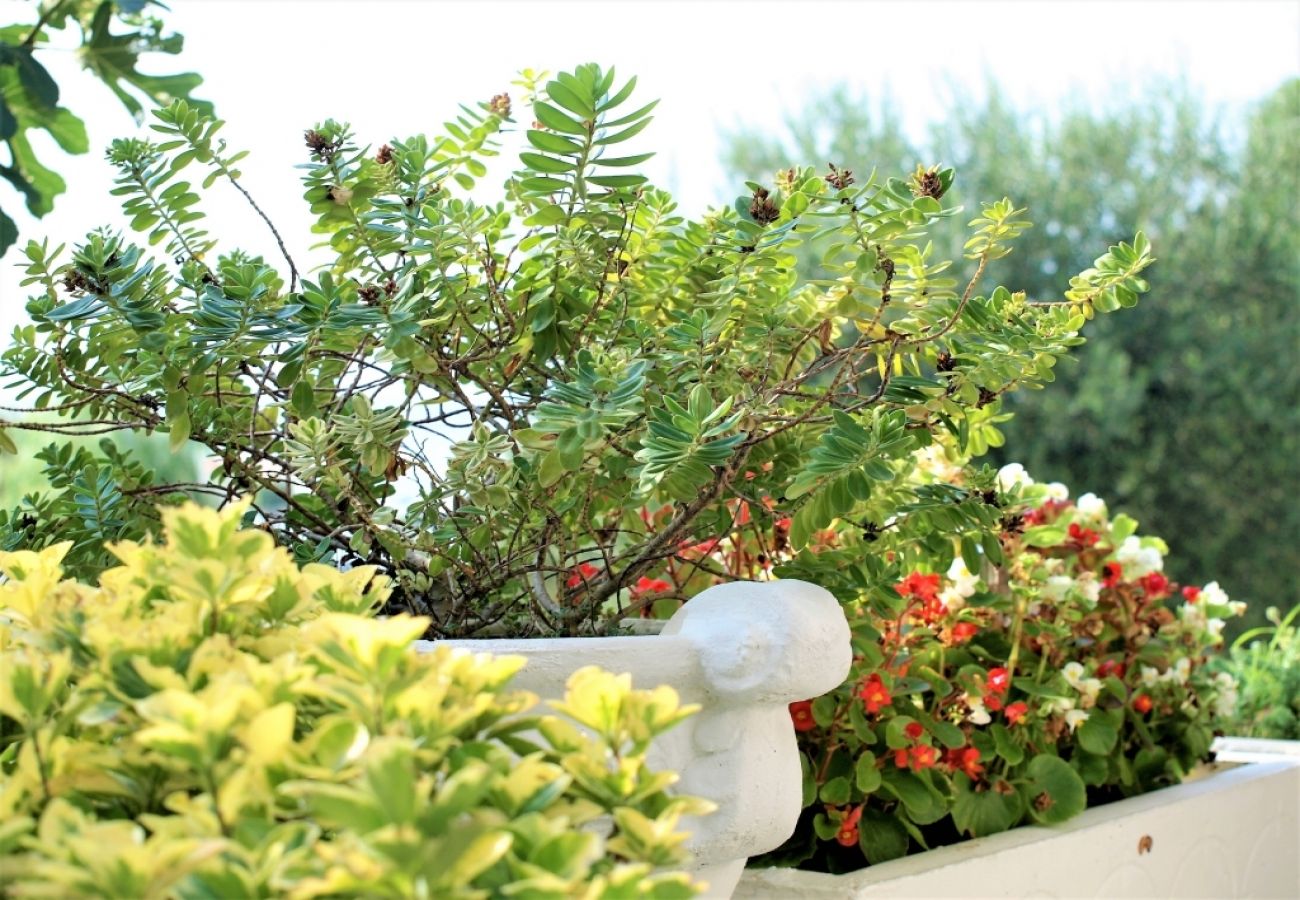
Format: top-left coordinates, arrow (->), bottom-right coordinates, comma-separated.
0,63 -> 1152,638
0,501 -> 705,898
1213,604 -> 1300,740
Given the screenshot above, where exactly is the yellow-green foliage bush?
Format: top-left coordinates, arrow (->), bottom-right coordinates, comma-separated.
0,501 -> 706,898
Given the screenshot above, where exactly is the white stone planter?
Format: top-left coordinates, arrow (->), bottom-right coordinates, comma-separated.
415,579 -> 852,899
736,741 -> 1300,899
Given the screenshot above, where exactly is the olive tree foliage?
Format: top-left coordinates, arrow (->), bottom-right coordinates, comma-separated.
0,0 -> 209,256
0,64 -> 1152,637
723,79 -> 1299,631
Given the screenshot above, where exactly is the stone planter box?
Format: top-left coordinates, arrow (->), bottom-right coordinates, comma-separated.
736,739 -> 1300,899
416,579 -> 853,899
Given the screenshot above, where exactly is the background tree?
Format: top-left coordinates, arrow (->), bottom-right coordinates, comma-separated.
722,79 -> 1299,634
0,0 -> 209,256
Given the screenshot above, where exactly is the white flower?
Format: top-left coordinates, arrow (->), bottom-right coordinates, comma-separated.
1214,672 -> 1239,718
1200,581 -> 1230,607
1229,601 -> 1247,617
1042,575 -> 1074,602
1041,695 -> 1076,716
1062,662 -> 1101,707
1062,662 -> 1087,687
1117,536 -> 1164,579
1076,572 -> 1102,605
1044,481 -> 1070,501
1160,658 -> 1191,686
1140,665 -> 1161,687
966,695 -> 992,725
914,443 -> 962,481
996,463 -> 1034,492
1065,709 -> 1090,732
940,558 -> 981,610
1076,492 -> 1108,522
1207,618 -> 1227,641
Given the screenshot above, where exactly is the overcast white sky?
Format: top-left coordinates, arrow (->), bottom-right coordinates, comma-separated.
1,0 -> 1297,346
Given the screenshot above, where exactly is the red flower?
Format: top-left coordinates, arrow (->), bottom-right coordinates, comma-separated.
950,621 -> 978,644
1133,694 -> 1153,714
897,571 -> 942,602
631,575 -> 672,597
1004,701 -> 1029,725
909,744 -> 939,772
1102,562 -> 1124,588
835,805 -> 863,847
789,700 -> 816,732
733,500 -> 751,527
1097,659 -> 1127,679
894,748 -> 911,769
904,722 -> 924,740
984,692 -> 1004,712
1139,572 -> 1170,598
677,537 -> 721,557
858,673 -> 893,715
986,667 -> 1011,695
943,745 -> 984,780
775,516 -> 792,530
566,562 -> 600,589
1022,507 -> 1046,526
1182,585 -> 1201,603
1068,522 -> 1101,548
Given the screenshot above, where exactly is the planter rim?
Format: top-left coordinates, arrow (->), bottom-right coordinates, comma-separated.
746,756 -> 1300,891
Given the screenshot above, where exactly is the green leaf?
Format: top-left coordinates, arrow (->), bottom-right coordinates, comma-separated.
0,207 -> 15,257
0,96 -> 16,141
951,773 -> 1023,837
1021,754 -> 1086,824
527,130 -> 584,156
991,723 -> 1024,765
858,807 -> 909,864
79,2 -> 210,124
533,101 -> 586,135
16,51 -> 59,107
819,775 -> 851,805
520,152 -> 575,174
854,752 -> 881,793
169,411 -> 191,452
0,428 -> 16,455
545,80 -> 593,118
1076,712 -> 1118,755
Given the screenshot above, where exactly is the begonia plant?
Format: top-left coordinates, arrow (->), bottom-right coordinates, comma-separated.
729,459 -> 1245,870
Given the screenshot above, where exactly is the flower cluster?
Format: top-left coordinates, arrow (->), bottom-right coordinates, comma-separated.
756,461 -> 1242,870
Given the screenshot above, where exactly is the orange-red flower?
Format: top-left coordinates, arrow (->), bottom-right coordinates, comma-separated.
950,621 -> 979,644
835,805 -> 863,847
943,745 -> 984,780
1097,659 -> 1126,679
1102,562 -> 1124,587
858,673 -> 892,715
897,571 -> 942,602
789,700 -> 816,732
566,562 -> 600,589
1068,522 -> 1101,547
1139,572 -> 1170,598
1182,585 -> 1201,603
631,575 -> 672,597
1004,701 -> 1029,725
986,667 -> 1010,695
904,722 -> 924,740
1133,693 -> 1153,714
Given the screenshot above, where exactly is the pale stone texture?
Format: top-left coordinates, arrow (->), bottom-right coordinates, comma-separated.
417,579 -> 852,899
737,756 -> 1300,899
